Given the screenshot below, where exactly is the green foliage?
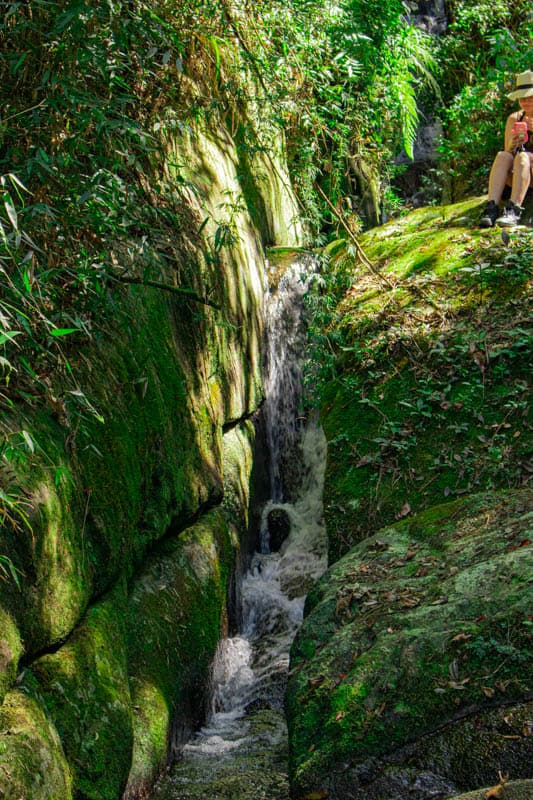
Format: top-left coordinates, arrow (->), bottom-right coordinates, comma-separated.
304,203 -> 532,555
0,0 -> 230,559
433,0 -> 533,200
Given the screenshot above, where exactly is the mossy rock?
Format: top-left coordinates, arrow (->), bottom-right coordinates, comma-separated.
0,114 -> 277,670
0,424 -> 253,800
124,509 -> 238,798
286,489 -> 533,799
28,582 -> 133,800
0,608 -> 23,705
446,779 -> 533,799
317,198 -> 532,561
0,682 -> 72,800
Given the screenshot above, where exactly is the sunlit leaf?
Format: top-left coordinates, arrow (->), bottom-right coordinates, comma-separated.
50,328 -> 79,337
0,331 -> 22,346
3,194 -> 18,230
21,429 -> 35,453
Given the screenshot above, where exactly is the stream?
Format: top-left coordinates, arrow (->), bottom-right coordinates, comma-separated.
151,258 -> 327,799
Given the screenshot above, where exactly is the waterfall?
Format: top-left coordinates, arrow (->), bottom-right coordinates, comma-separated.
152,256 -> 327,799
262,258 -> 311,504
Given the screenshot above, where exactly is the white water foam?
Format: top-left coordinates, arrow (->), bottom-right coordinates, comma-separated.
157,257 -> 328,775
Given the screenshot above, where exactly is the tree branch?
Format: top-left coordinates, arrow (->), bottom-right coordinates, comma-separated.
109,275 -> 220,309
314,183 -> 395,291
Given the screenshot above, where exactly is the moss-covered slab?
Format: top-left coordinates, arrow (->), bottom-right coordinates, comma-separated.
314,198 -> 532,561
0,105 -> 283,677
446,779 -> 533,800
221,420 -> 256,533
28,582 -> 133,800
124,509 -> 238,799
0,608 -> 23,705
286,489 -> 533,799
0,682 -> 72,800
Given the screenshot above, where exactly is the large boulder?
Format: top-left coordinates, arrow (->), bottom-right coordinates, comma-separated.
286,489 -> 532,799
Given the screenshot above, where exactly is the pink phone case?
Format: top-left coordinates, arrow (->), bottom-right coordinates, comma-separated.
512,121 -> 529,142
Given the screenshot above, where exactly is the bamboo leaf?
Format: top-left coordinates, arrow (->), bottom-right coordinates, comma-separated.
21,429 -> 35,453
50,328 -> 79,337
3,194 -> 18,230
0,331 -> 22,346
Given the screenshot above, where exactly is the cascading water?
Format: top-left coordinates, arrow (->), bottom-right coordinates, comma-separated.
152,257 -> 327,800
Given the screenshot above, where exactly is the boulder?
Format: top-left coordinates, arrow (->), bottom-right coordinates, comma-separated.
286,489 -> 533,799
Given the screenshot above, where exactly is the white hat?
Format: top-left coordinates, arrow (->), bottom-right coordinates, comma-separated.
507,70 -> 533,100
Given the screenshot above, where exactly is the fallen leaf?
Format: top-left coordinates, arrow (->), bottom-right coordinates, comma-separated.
451,633 -> 472,643
508,538 -> 531,551
449,679 -> 470,690
482,686 -> 495,698
485,786 -> 505,799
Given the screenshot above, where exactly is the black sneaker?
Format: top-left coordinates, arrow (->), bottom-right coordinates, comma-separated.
479,200 -> 499,228
496,202 -> 524,227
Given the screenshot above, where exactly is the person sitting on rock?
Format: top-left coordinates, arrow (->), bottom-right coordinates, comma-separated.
480,69 -> 533,228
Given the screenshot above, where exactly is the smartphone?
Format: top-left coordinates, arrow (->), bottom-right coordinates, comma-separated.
512,120 -> 529,142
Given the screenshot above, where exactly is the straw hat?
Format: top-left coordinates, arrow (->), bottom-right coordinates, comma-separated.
507,70 -> 533,100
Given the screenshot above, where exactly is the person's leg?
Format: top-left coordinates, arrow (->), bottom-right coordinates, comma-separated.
487,151 -> 513,202
509,151 -> 532,205
497,152 -> 532,227
480,151 -> 513,227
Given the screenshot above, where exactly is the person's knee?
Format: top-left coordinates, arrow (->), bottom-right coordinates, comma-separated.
496,150 -> 513,163
514,151 -> 530,165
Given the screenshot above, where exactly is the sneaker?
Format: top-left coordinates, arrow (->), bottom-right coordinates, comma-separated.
496,202 -> 524,227
479,200 -> 499,228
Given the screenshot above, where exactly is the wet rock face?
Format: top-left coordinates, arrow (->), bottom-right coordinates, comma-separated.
267,508 -> 292,552
286,489 -> 533,800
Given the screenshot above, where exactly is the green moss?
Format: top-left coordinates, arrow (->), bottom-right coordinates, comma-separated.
312,201 -> 532,561
0,683 -> 72,800
124,509 -> 238,797
287,489 -> 533,796
0,607 -> 23,704
28,581 -> 133,800
221,421 -> 256,533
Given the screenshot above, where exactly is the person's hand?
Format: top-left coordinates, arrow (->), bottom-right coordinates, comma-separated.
510,132 -> 523,150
